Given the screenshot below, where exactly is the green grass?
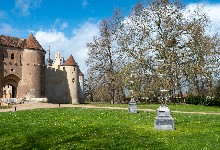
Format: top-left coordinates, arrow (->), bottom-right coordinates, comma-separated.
89,102 -> 220,113
0,107 -> 220,149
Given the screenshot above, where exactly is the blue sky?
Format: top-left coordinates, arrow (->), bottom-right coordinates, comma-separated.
1,0 -> 220,74
0,0 -> 140,38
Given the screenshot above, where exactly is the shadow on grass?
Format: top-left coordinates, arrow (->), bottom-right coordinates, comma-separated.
11,125 -> 168,150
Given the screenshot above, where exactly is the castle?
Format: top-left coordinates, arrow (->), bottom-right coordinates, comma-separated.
0,33 -> 84,104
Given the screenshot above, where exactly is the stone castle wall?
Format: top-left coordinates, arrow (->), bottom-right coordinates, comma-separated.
19,49 -> 45,98
45,52 -> 84,104
2,47 -> 23,79
0,46 -> 5,97
0,35 -> 84,104
0,46 -> 45,99
45,66 -> 77,103
79,74 -> 84,103
59,65 -> 79,104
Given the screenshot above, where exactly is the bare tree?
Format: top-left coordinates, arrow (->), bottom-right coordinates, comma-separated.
86,10 -> 124,104
181,4 -> 220,97
86,0 -> 220,103
117,1 -> 220,101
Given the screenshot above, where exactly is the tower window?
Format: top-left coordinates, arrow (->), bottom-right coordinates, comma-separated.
11,53 -> 14,60
3,53 -> 4,61
20,55 -> 21,63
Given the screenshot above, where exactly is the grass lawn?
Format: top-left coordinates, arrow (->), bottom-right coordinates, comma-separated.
0,106 -> 220,149
89,102 -> 220,113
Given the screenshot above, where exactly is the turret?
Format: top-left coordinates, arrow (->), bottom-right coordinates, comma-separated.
79,69 -> 84,103
51,52 -> 62,69
20,33 -> 45,98
0,46 -> 3,98
61,55 -> 79,104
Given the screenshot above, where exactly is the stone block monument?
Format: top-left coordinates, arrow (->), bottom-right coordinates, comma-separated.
128,97 -> 137,113
153,59 -> 175,130
127,71 -> 138,113
154,105 -> 175,130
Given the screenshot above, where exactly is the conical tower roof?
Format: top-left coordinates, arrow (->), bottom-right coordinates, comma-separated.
24,33 -> 44,51
62,55 -> 78,66
79,69 -> 84,76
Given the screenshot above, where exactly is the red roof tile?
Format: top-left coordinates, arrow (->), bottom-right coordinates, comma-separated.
79,69 -> 84,76
24,33 -> 43,50
62,55 -> 78,66
0,33 -> 44,51
0,35 -> 25,48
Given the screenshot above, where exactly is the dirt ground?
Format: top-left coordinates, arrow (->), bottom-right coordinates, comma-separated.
0,102 -> 98,112
0,102 -> 132,113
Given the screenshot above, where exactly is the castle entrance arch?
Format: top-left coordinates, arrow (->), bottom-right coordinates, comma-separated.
3,74 -> 21,98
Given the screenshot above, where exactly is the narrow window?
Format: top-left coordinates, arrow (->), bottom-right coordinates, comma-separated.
74,67 -> 75,71
3,53 -> 4,61
63,67 -> 65,71
11,53 -> 14,60
20,55 -> 21,63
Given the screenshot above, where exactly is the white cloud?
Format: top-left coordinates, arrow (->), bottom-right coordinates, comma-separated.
0,11 -> 7,19
54,19 -> 69,30
14,0 -> 42,16
35,21 -> 99,74
60,22 -> 68,30
82,0 -> 89,9
203,4 -> 220,32
0,23 -> 19,36
35,30 -> 68,46
54,18 -> 61,25
185,3 -> 220,34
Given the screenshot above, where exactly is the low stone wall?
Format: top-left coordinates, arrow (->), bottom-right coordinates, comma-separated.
25,98 -> 48,103
0,98 -> 48,104
0,98 -> 17,103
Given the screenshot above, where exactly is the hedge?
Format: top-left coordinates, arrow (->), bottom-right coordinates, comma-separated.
185,95 -> 220,107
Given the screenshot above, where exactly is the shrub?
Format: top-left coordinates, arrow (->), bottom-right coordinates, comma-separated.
186,95 -> 220,107
206,97 -> 220,107
185,95 -> 207,105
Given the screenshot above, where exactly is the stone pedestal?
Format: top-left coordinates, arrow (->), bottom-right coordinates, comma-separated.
128,97 -> 137,113
154,105 -> 175,130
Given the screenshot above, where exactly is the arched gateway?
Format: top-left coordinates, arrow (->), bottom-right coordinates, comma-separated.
3,74 -> 20,98
0,33 -> 46,100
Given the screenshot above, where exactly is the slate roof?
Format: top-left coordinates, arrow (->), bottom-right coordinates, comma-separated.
62,55 -> 78,66
0,33 -> 44,51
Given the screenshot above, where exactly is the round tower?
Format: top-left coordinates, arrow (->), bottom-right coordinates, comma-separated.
61,55 -> 79,104
19,33 -> 45,99
79,70 -> 84,103
0,47 -> 3,98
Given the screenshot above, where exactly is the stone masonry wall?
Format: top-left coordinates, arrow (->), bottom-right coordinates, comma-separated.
45,67 -> 70,103
19,49 -> 45,99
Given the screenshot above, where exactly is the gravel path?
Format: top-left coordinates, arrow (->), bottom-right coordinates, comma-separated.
0,102 -> 220,115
